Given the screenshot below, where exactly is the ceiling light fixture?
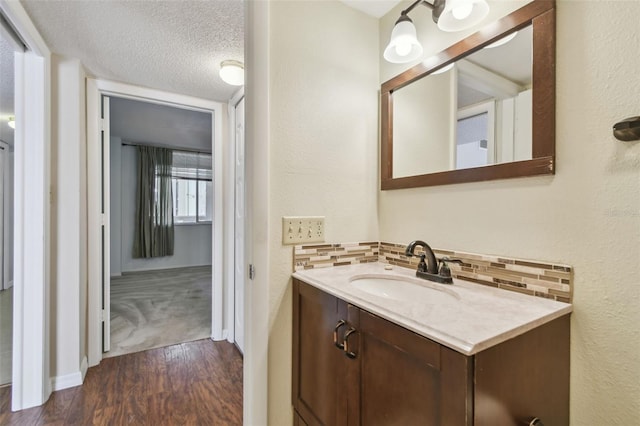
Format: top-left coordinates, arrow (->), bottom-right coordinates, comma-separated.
8,116 -> 15,129
384,0 -> 490,64
219,60 -> 244,86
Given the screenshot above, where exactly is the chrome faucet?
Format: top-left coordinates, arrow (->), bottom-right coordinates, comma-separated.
405,240 -> 462,284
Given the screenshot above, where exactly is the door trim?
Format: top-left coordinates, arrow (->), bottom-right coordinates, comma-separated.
244,0 -> 269,422
227,88 -> 244,348
1,0 -> 52,411
0,141 -> 7,292
86,79 -> 226,366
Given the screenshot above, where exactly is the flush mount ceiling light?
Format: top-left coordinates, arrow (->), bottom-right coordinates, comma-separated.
7,116 -> 15,129
219,60 -> 244,86
384,0 -> 490,64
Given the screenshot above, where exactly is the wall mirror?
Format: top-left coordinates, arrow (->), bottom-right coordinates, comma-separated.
381,0 -> 555,190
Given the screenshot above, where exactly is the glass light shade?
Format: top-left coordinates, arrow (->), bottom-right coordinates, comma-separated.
431,63 -> 455,75
437,0 -> 489,32
219,60 -> 244,86
7,116 -> 15,129
383,18 -> 423,64
484,31 -> 518,49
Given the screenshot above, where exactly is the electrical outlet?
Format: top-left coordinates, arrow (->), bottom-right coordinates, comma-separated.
282,216 -> 325,245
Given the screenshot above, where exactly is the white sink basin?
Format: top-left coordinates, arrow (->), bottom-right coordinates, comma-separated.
348,274 -> 460,303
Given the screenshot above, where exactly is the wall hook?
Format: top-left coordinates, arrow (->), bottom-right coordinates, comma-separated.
613,116 -> 640,141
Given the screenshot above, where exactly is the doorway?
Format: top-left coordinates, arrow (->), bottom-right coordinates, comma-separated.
0,140 -> 13,387
86,79 -> 226,366
106,96 -> 215,357
0,1 -> 52,410
0,15 -> 18,390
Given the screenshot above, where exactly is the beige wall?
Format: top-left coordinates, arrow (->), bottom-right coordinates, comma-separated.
393,69 -> 455,176
379,0 -> 640,424
50,55 -> 88,383
266,1 -> 379,424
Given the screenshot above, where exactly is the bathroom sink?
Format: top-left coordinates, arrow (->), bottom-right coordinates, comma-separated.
348,274 -> 460,303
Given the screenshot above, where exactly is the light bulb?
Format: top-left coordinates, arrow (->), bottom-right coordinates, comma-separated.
395,41 -> 412,57
452,3 -> 473,20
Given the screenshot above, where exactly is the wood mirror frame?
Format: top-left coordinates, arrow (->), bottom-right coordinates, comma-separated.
381,0 -> 555,190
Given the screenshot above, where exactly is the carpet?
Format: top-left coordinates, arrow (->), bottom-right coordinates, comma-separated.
107,266 -> 212,358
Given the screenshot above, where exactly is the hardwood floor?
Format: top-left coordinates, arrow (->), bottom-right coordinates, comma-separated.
0,339 -> 242,425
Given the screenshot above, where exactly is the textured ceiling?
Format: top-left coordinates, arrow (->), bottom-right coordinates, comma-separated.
21,0 -> 244,102
0,35 -> 15,147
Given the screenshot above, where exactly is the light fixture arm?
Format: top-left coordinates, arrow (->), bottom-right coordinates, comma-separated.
398,0 -> 446,25
384,0 -> 490,63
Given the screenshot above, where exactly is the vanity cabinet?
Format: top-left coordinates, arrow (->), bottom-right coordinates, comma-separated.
292,279 -> 348,425
292,278 -> 570,426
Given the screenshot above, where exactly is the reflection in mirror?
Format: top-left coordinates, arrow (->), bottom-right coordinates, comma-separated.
392,27 -> 533,178
381,0 -> 555,190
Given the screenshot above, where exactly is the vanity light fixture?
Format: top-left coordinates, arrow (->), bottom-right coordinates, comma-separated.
219,60 -> 244,86
422,55 -> 455,74
7,116 -> 15,129
484,31 -> 518,49
431,62 -> 455,75
384,0 -> 490,64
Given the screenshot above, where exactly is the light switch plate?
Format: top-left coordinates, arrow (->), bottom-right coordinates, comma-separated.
282,216 -> 325,245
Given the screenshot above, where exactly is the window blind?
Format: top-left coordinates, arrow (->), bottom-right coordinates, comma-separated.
171,151 -> 212,181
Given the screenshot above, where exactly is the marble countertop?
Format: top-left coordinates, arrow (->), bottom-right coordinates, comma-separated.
293,262 -> 572,356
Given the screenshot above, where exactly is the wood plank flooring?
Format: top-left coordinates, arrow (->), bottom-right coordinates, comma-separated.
0,339 -> 242,425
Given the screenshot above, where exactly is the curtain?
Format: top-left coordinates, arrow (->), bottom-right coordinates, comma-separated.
133,146 -> 174,258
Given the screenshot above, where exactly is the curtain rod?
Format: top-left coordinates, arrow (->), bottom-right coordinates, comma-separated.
121,140 -> 211,155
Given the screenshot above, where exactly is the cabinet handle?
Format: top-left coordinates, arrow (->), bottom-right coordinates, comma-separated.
343,327 -> 358,359
333,320 -> 346,349
521,418 -> 543,426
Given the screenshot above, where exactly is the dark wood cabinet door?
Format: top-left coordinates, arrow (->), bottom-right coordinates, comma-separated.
474,315 -> 570,426
346,307 -> 473,426
293,279 -> 569,426
292,279 -> 348,426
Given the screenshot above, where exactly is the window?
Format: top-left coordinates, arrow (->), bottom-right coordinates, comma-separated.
171,151 -> 212,224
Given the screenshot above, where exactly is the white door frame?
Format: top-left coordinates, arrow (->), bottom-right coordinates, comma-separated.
244,0 -> 269,423
1,0 -> 52,411
86,79 -> 226,366
0,141 -> 6,291
226,88 -> 244,350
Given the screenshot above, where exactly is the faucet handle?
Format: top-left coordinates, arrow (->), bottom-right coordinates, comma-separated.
416,254 -> 428,273
438,257 -> 464,278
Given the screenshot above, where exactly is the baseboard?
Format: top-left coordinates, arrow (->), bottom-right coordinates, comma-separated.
120,264 -> 212,275
80,356 -> 88,381
211,329 -> 228,342
51,367 -> 83,391
225,329 -> 234,344
6,280 -> 12,289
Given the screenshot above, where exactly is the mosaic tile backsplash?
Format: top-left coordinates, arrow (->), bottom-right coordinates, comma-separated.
293,242 -> 379,270
294,242 -> 572,303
